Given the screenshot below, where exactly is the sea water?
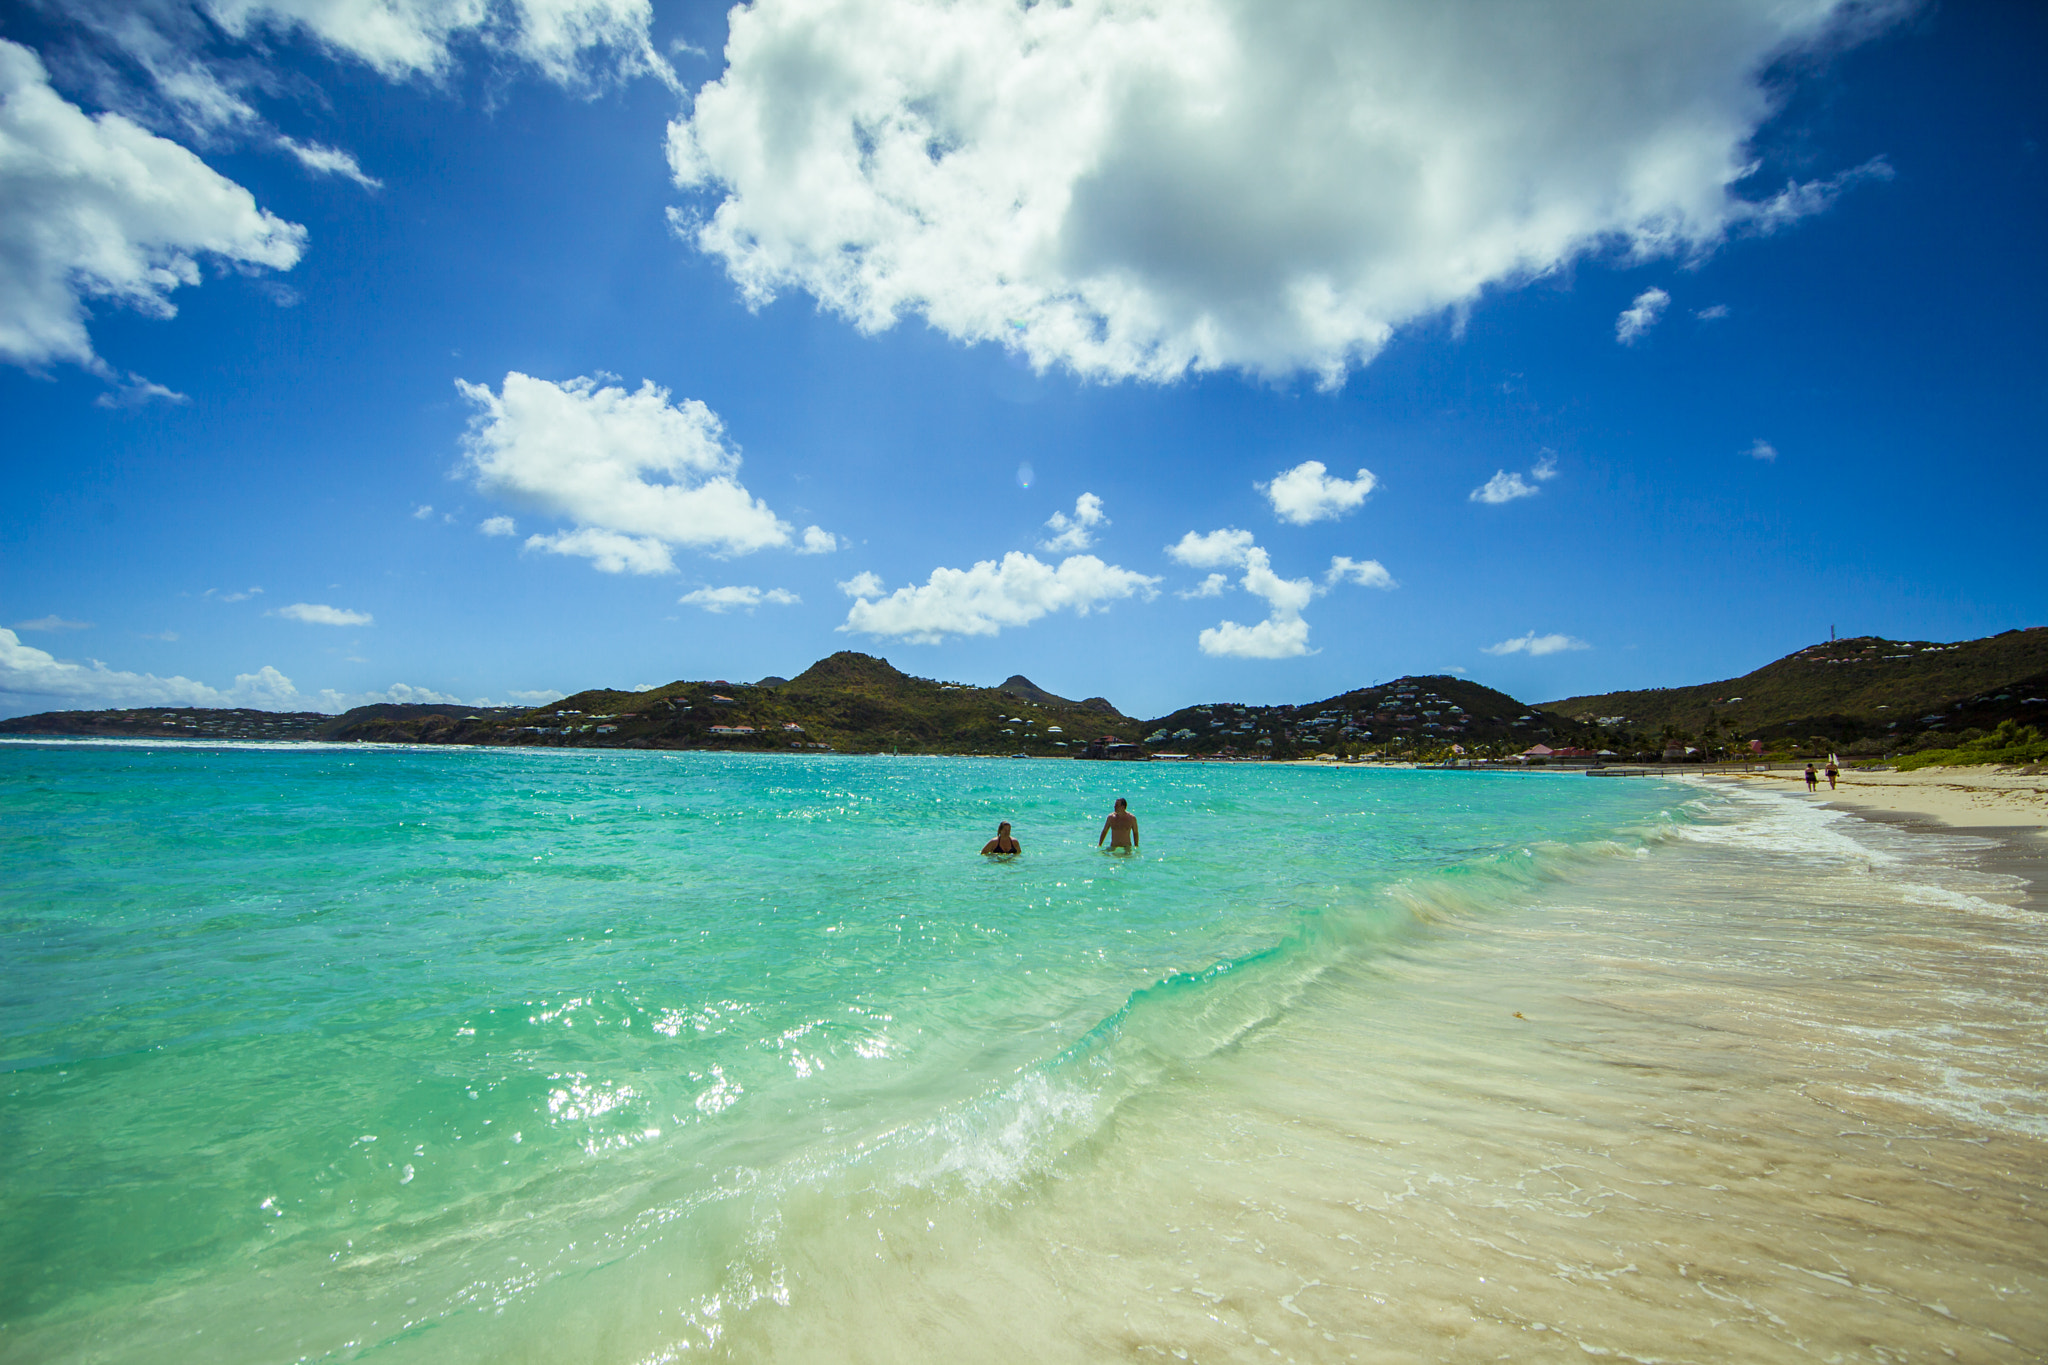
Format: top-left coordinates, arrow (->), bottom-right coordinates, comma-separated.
1,743 -> 2041,1363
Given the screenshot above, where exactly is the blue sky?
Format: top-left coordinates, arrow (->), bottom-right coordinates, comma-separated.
2,0 -> 2042,720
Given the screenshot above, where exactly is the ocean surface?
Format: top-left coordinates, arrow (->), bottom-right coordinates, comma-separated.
1,742 -> 2042,1363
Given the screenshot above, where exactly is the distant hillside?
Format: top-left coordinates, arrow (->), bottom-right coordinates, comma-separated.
312,652 -> 1145,755
1538,628 -> 2048,755
997,674 -> 1124,715
1139,674 -> 1595,759
10,628 -> 2041,762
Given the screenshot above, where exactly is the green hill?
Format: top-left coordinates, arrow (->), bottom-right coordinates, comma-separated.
1537,627 -> 2048,757
317,652 -> 1144,755
1138,674 -> 1598,759
8,628 -> 2042,764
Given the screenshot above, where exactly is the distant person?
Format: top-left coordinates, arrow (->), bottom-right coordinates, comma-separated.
1825,761 -> 1840,791
1804,764 -> 1819,792
1098,798 -> 1139,854
981,822 -> 1021,856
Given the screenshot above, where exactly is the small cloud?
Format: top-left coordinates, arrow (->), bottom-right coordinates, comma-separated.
1177,572 -> 1230,599
1165,527 -> 1256,569
838,571 -> 887,599
1259,462 -> 1376,525
504,688 -> 567,706
1483,631 -> 1589,657
1470,470 -> 1539,504
798,524 -> 840,554
273,603 -> 373,626
95,374 -> 189,409
1040,492 -> 1107,552
1531,451 -> 1558,481
1323,557 -> 1396,590
678,585 -> 801,613
479,516 -> 517,536
1444,666 -> 1469,676
204,587 -> 263,603
524,528 -> 675,575
1747,438 -> 1778,462
412,504 -> 436,520
840,553 -> 1159,644
277,136 -> 383,190
1695,304 -> 1730,321
1616,286 -> 1670,345
141,630 -> 179,642
14,615 -> 93,632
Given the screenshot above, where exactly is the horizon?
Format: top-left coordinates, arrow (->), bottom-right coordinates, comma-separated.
4,1 -> 2044,722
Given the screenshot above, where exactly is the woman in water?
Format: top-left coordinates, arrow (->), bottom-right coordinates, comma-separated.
981,821 -> 1021,856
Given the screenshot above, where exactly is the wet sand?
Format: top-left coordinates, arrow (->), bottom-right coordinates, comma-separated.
1717,766 -> 2048,835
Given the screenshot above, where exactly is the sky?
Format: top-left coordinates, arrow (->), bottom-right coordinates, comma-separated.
1,0 -> 2043,721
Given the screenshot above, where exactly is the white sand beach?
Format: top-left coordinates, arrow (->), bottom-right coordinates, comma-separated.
1717,765 -> 2048,835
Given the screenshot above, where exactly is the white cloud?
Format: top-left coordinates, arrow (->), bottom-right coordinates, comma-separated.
1747,438 -> 1778,462
278,135 -> 382,189
1198,614 -> 1313,660
13,615 -> 93,632
1189,541 -> 1315,659
798,524 -> 840,554
1531,452 -> 1558,482
459,372 -> 799,567
502,688 -> 567,706
0,626 -> 317,712
838,570 -> 886,599
679,585 -> 801,613
1039,492 -> 1108,553
668,0 -> 1901,387
1615,286 -> 1670,345
201,0 -> 670,87
1324,557 -> 1395,590
1165,527 -> 1257,570
1470,471 -> 1538,504
1483,631 -> 1590,657
0,39 -> 306,374
479,515 -> 517,536
839,552 -> 1158,644
94,374 -> 190,408
1696,304 -> 1731,321
1178,572 -> 1230,599
524,527 -> 675,575
203,586 -> 262,602
273,602 -> 373,626
1259,462 -> 1376,524
0,625 -> 547,714
412,503 -> 436,519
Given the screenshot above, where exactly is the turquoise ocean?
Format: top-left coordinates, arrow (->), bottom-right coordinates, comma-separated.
2,742 -> 2043,1363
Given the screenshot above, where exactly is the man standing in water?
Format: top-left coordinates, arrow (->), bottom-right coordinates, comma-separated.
1098,798 -> 1139,853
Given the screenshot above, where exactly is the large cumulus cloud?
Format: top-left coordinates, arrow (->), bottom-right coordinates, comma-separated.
668,0 -> 1904,386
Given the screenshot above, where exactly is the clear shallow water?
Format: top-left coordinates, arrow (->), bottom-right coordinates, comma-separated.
1,744 -> 2042,1362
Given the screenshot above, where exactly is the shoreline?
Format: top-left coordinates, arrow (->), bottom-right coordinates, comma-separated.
1706,765 -> 2048,838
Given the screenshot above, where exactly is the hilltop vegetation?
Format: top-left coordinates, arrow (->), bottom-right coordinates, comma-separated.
316,652 -> 1143,755
7,628 -> 2045,766
1141,674 -> 1597,760
1539,628 -> 2048,758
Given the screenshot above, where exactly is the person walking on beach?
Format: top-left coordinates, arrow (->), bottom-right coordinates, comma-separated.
981,821 -> 1021,856
1826,760 -> 1840,791
1098,798 -> 1139,853
1805,763 -> 1819,792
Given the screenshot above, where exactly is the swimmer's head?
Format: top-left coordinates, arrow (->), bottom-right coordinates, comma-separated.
1114,798 -> 1127,810
997,822 -> 1011,833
